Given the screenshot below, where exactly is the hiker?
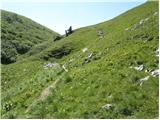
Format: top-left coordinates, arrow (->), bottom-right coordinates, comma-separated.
68,26 -> 72,33
65,26 -> 73,36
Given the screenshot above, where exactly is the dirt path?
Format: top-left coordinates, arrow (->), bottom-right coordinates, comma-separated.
38,79 -> 60,101
25,79 -> 60,113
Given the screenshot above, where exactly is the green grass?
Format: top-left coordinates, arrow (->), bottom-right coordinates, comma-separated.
1,1 -> 159,119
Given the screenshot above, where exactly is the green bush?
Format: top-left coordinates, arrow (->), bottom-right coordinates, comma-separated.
64,74 -> 72,83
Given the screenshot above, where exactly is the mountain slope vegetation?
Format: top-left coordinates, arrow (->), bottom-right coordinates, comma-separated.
1,1 -> 159,119
1,10 -> 59,64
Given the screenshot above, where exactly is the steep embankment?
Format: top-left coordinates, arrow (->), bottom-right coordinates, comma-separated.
1,10 -> 59,64
1,1 -> 159,119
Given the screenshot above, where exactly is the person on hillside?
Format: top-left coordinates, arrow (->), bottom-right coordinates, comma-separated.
65,26 -> 73,36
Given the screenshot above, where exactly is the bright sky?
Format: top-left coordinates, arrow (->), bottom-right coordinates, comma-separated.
1,0 -> 146,35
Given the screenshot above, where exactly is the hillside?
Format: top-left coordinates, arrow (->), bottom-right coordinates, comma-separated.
1,1 -> 159,119
1,10 -> 59,64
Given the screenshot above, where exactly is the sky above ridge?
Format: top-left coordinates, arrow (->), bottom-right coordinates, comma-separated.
1,0 -> 146,34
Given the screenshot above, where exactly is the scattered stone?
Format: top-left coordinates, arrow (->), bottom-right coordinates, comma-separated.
82,58 -> 91,65
140,76 -> 150,82
82,48 -> 88,53
139,76 -> 150,86
88,53 -> 93,59
144,69 -> 147,73
82,52 -> 93,65
97,30 -> 105,38
153,11 -> 158,16
132,24 -> 139,30
151,69 -> 159,77
144,17 -> 149,21
70,86 -> 73,90
156,48 -> 159,57
107,94 -> 113,99
145,68 -> 153,73
62,65 -> 68,72
139,19 -> 144,25
43,63 -> 60,69
102,104 -> 113,110
133,64 -> 144,71
125,28 -> 129,31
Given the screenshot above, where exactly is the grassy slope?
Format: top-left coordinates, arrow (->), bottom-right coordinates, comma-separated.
1,1 -> 159,119
1,10 -> 58,64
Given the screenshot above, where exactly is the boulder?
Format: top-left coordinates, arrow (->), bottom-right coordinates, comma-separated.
139,76 -> 150,86
88,53 -> 93,59
145,68 -> 153,73
102,104 -> 113,110
82,52 -> 93,65
62,65 -> 68,72
125,28 -> 129,31
156,48 -> 159,57
139,19 -> 144,25
140,76 -> 150,82
151,69 -> 159,77
82,48 -> 88,53
153,11 -> 158,16
82,58 -> 91,65
97,30 -> 104,38
43,63 -> 60,69
134,64 -> 144,71
107,94 -> 113,99
144,17 -> 149,21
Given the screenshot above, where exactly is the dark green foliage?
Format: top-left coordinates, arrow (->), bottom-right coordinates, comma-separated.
1,10 -> 58,64
53,35 -> 63,41
64,74 -> 72,83
40,42 -> 73,60
1,40 -> 17,64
